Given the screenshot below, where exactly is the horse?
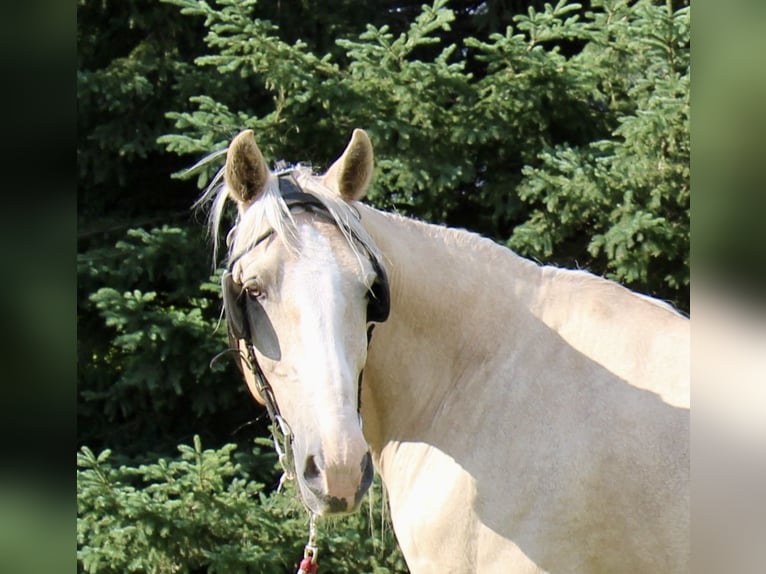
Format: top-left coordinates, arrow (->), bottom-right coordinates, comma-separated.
201,128 -> 690,573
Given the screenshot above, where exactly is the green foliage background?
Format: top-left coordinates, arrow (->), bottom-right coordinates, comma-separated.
77,0 -> 689,571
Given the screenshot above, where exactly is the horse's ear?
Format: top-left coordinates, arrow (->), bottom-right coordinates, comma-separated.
225,130 -> 270,206
322,129 -> 374,201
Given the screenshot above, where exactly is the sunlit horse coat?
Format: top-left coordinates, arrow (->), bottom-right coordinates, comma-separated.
213,129 -> 689,573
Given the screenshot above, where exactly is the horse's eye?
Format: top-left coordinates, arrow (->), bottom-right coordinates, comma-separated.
244,281 -> 265,299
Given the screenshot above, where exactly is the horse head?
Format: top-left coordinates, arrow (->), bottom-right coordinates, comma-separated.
221,129 -> 387,515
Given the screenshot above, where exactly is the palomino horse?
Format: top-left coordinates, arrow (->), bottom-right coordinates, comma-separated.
204,129 -> 689,573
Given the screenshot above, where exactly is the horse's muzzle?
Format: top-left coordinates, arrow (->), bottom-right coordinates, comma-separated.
298,450 -> 374,515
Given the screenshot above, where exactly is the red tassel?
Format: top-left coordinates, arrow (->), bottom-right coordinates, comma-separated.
296,547 -> 318,574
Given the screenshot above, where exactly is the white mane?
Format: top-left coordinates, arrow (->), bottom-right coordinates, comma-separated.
195,163 -> 382,272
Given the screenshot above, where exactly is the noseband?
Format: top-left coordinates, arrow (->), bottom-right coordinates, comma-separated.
221,173 -> 390,481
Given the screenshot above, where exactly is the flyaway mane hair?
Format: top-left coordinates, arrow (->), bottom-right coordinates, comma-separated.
191,154 -> 383,278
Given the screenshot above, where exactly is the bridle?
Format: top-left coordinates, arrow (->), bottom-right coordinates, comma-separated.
221,173 -> 390,482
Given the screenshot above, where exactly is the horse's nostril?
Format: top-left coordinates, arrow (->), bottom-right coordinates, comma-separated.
303,454 -> 321,481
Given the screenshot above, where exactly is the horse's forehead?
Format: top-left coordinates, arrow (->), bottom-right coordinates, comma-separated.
294,221 -> 376,291
235,216 -> 368,283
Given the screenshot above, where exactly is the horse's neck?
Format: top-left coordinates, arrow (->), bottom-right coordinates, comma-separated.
357,205 -> 689,454
356,205 -> 689,573
358,207 -> 545,447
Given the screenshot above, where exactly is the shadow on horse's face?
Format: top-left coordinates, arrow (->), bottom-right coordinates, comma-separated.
235,214 -> 376,515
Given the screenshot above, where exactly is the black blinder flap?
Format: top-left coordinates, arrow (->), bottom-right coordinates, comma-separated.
367,258 -> 390,324
221,270 -> 282,360
222,271 -> 247,340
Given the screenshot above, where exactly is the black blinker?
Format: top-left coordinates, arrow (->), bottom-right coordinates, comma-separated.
367,258 -> 390,324
222,271 -> 247,340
